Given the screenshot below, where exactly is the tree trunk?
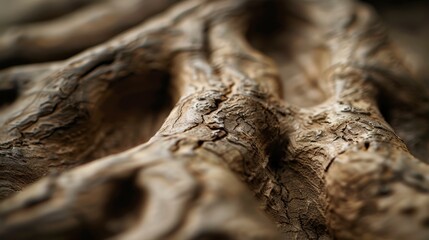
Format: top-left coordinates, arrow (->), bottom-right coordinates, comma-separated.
0,0 -> 429,239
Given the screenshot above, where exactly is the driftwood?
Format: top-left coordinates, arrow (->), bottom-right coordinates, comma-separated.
0,0 -> 99,27
0,0 -> 176,68
0,0 -> 429,239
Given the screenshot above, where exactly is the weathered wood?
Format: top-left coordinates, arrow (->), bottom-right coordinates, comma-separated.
0,0 -> 176,68
0,0 -> 99,28
0,0 -> 428,239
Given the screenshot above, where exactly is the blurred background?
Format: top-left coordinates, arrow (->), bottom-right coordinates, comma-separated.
0,0 -> 428,98
0,0 -> 427,72
363,0 -> 429,87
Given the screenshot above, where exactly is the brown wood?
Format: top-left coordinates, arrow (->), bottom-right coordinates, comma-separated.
0,0 -> 175,68
0,0 -> 428,239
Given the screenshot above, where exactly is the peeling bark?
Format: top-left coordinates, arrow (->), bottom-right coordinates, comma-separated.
0,0 -> 428,239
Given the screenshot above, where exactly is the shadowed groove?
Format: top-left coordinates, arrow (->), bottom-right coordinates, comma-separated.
1,0 -> 429,239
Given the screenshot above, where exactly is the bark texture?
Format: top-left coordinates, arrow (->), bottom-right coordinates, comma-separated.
0,0 -> 429,239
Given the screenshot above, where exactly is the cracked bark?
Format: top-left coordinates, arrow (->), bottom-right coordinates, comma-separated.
0,0 -> 429,239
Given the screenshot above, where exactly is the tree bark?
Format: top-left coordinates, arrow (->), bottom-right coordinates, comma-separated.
0,0 -> 429,239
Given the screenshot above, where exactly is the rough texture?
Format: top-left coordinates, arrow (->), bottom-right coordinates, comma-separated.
0,0 -> 428,239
